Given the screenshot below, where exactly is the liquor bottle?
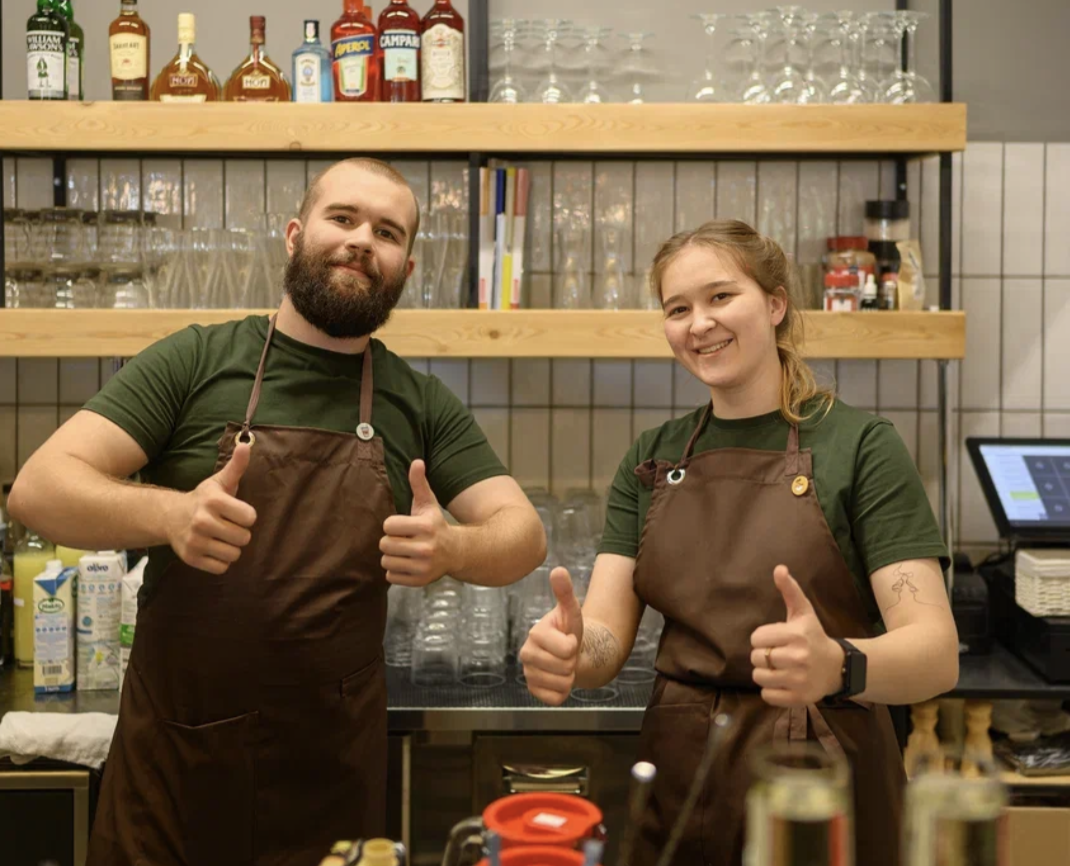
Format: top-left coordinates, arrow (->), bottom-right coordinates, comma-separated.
292,20 -> 333,103
224,16 -> 292,103
151,14 -> 220,102
378,0 -> 421,103
55,0 -> 83,100
420,0 -> 465,103
109,0 -> 151,101
26,0 -> 68,101
331,0 -> 380,102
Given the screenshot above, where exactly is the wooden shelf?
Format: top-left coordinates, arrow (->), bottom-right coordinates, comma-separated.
0,309 -> 965,359
0,102 -> 966,155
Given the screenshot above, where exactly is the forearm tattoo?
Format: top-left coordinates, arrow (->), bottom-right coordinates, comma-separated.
581,624 -> 621,669
884,563 -> 940,612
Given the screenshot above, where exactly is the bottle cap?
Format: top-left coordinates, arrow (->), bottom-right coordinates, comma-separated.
865,199 -> 910,221
250,15 -> 266,43
827,236 -> 869,252
46,559 -> 63,571
863,273 -> 878,298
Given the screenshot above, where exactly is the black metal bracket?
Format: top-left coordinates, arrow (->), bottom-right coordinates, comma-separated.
939,0 -> 953,312
465,0 -> 489,308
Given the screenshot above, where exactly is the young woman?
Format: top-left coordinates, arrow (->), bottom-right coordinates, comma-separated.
519,220 -> 959,866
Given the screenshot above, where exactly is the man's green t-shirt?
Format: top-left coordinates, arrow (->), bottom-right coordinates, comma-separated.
599,399 -> 950,625
85,315 -> 507,605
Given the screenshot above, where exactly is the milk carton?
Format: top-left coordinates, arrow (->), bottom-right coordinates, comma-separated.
34,561 -> 76,694
119,556 -> 147,691
76,551 -> 126,691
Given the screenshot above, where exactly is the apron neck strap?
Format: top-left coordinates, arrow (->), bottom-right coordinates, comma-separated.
681,402 -> 713,464
784,423 -> 801,475
242,314 -> 278,436
359,341 -> 374,425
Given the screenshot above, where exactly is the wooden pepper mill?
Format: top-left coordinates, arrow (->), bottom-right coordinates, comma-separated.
904,700 -> 943,776
962,700 -> 995,778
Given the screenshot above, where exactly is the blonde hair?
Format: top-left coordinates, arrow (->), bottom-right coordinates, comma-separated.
649,219 -> 833,425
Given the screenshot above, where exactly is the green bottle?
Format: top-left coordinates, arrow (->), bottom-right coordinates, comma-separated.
56,0 -> 84,100
26,0 -> 68,100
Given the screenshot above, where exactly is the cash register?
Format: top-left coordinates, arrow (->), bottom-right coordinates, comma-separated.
967,437 -> 1070,682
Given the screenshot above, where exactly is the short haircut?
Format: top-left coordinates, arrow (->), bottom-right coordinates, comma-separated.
297,157 -> 421,250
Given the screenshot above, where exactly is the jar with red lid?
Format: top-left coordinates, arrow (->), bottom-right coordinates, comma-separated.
823,271 -> 860,312
823,236 -> 876,287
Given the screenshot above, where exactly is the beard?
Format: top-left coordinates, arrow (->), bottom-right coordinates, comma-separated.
283,233 -> 407,339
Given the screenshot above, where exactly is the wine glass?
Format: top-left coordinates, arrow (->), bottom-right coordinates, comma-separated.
489,19 -> 530,104
884,11 -> 936,103
864,12 -> 899,100
688,14 -> 725,103
618,32 -> 658,104
739,13 -> 773,105
852,15 -> 883,103
577,25 -> 615,104
533,19 -> 574,104
770,6 -> 812,104
824,12 -> 867,104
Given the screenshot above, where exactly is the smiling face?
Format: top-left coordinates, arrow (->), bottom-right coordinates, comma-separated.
659,243 -> 787,403
283,164 -> 418,338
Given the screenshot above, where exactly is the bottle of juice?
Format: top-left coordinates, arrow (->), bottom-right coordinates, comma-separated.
56,544 -> 90,569
14,529 -> 55,668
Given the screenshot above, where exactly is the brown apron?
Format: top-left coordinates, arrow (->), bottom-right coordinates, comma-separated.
631,404 -> 904,866
88,316 -> 395,866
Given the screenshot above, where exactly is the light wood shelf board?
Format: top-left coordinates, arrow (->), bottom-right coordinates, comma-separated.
0,102 -> 967,154
0,309 -> 965,360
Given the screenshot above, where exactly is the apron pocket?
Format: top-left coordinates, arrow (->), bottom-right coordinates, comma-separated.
159,711 -> 259,866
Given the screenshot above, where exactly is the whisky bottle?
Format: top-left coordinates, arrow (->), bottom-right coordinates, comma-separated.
420,0 -> 465,103
291,20 -> 333,103
331,0 -> 380,102
109,0 -> 150,101
26,0 -> 68,101
224,16 -> 292,102
151,14 -> 220,102
55,0 -> 83,100
378,0 -> 421,103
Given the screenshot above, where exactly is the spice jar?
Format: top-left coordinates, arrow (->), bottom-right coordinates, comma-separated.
823,272 -> 860,312
823,237 -> 875,287
864,200 -> 911,243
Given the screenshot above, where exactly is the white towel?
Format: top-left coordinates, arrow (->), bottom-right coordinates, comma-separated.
0,711 -> 117,770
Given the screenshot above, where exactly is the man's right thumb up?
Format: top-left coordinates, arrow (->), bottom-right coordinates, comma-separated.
550,566 -> 583,641
214,442 -> 252,496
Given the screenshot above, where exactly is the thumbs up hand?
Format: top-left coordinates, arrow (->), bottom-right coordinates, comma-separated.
519,567 -> 585,706
166,441 -> 258,575
749,565 -> 845,708
380,459 -> 456,587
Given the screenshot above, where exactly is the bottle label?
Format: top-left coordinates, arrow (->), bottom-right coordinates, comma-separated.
159,94 -> 208,103
381,30 -> 419,83
333,35 -> 374,98
169,72 -> 199,89
294,52 -> 324,103
66,36 -> 81,99
27,31 -> 66,98
242,72 -> 272,90
110,34 -> 148,81
421,24 -> 464,100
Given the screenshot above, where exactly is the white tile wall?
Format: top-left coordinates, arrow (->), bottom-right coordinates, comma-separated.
3,142 -> 1067,554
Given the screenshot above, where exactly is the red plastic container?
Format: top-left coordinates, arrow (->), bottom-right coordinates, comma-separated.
475,846 -> 590,866
482,793 -> 604,850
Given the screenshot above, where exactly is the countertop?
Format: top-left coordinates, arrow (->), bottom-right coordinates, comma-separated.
3,640 -> 1066,735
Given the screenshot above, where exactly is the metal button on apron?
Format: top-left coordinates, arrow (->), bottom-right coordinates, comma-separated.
356,422 -> 375,441
668,468 -> 686,485
792,475 -> 809,496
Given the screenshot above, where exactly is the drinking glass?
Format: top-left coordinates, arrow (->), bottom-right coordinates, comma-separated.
3,209 -> 33,268
884,11 -> 936,104
595,217 -> 629,310
824,12 -> 867,105
770,6 -> 808,104
572,679 -> 619,703
554,226 -> 591,309
140,226 -> 181,308
798,12 -> 829,103
489,19 -> 530,104
513,564 -> 555,672
411,580 -> 462,687
4,268 -> 48,307
864,12 -> 899,101
719,23 -> 758,103
385,585 -> 422,668
533,19 -> 574,104
460,585 -> 508,687
577,26 -> 615,105
688,14 -> 725,103
739,14 -> 773,105
618,32 -> 657,104
852,15 -> 883,104
618,606 -> 662,684
903,751 -> 1007,866
104,268 -> 150,309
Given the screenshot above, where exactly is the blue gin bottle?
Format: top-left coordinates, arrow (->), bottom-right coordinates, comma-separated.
292,20 -> 333,103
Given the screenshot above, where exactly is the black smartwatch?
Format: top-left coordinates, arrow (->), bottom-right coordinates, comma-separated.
828,637 -> 867,701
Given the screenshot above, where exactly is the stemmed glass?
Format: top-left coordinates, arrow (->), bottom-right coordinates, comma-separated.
798,12 -> 829,103
824,12 -> 867,104
739,13 -> 773,105
618,32 -> 657,104
884,11 -> 936,103
489,19 -> 530,104
864,12 -> 899,100
770,6 -> 812,104
688,14 -> 725,103
851,15 -> 883,103
533,19 -> 573,104
577,26 -> 615,104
